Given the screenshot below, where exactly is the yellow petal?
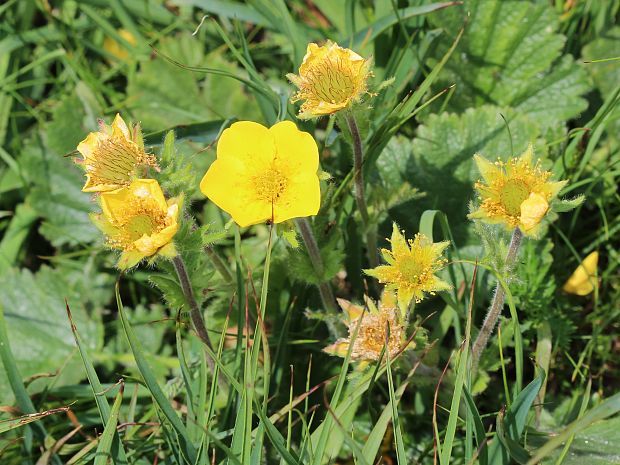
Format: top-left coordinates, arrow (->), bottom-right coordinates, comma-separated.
130,179 -> 167,211
337,298 -> 364,321
273,172 -> 320,223
117,250 -> 145,270
519,192 -> 549,232
111,113 -> 131,140
323,340 -> 350,357
473,154 -> 503,184
216,121 -> 275,168
562,251 -> 599,296
269,121 -> 319,173
77,132 -> 102,160
158,242 -> 177,258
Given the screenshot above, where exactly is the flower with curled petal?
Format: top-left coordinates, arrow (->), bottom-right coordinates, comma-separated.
365,224 -> 451,311
469,144 -> 567,237
287,41 -> 372,119
200,121 -> 320,227
91,179 -> 180,269
76,114 -> 158,192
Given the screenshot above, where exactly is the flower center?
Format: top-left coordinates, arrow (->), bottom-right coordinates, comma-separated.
308,59 -> 358,104
499,179 -> 530,216
251,167 -> 289,203
108,199 -> 168,249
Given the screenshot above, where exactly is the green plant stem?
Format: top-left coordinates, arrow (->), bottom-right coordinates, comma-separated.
471,227 -> 523,375
204,245 -> 233,283
295,218 -> 337,313
172,255 -> 215,355
345,113 -> 379,268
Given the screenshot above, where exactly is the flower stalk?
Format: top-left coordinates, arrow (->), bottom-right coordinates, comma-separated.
345,113 -> 379,268
172,255 -> 215,356
471,227 -> 523,374
295,217 -> 337,313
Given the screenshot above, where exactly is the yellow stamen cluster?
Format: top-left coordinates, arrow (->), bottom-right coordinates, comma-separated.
469,145 -> 567,236
365,224 -> 451,311
76,114 -> 158,192
287,41 -> 372,119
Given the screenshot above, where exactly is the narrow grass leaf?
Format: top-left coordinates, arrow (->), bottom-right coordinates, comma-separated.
94,383 -> 123,465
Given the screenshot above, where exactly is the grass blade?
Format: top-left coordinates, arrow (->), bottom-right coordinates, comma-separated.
94,383 -> 123,465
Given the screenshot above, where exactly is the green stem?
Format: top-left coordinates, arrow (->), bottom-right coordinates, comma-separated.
345,113 -> 379,268
172,255 -> 215,355
204,245 -> 233,283
295,218 -> 337,313
471,228 -> 523,375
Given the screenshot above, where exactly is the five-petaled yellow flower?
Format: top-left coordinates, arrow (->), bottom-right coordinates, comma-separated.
469,145 -> 567,237
287,41 -> 372,119
365,224 -> 451,311
91,179 -> 180,269
563,251 -> 599,296
200,121 -> 321,227
76,114 -> 158,192
324,290 -> 411,361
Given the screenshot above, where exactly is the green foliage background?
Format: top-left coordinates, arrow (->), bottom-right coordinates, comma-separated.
0,0 -> 618,464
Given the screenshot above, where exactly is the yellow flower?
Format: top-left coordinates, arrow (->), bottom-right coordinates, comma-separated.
200,121 -> 321,227
103,29 -> 137,62
76,114 -> 158,193
469,145 -> 567,236
364,224 -> 451,310
562,251 -> 599,296
287,41 -> 372,119
324,291 -> 411,361
91,179 -> 180,269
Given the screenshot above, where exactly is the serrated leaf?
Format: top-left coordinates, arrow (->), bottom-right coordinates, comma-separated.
427,0 -> 590,127
0,266 -> 106,404
127,33 -> 261,130
552,194 -> 585,212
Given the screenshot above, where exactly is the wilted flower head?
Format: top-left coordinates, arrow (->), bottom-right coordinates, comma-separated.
76,114 -> 158,192
365,224 -> 451,311
200,121 -> 320,227
324,291 -> 411,361
287,41 -> 372,119
469,145 -> 567,237
563,251 -> 599,296
91,179 -> 180,269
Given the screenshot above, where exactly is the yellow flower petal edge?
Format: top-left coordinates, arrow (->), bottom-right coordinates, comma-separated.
364,223 -> 451,311
562,251 -> 599,296
76,114 -> 158,192
468,144 -> 568,237
324,290 -> 413,361
91,179 -> 180,270
287,40 -> 372,119
200,120 -> 321,227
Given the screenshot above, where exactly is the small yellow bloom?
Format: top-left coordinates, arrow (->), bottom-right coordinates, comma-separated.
562,251 -> 599,296
287,41 -> 372,119
76,114 -> 158,193
324,291 -> 411,361
200,121 -> 320,227
91,179 -> 180,269
364,224 -> 451,310
103,29 -> 137,62
469,144 -> 567,236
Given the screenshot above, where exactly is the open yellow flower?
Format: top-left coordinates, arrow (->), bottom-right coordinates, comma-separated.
200,121 -> 320,227
324,290 -> 411,361
365,224 -> 450,310
76,114 -> 158,192
91,179 -> 180,269
469,145 -> 567,236
287,41 -> 372,119
563,251 -> 599,296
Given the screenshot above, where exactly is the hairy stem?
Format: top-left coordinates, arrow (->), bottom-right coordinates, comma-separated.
345,114 -> 379,268
172,255 -> 215,355
471,228 -> 523,374
295,217 -> 337,313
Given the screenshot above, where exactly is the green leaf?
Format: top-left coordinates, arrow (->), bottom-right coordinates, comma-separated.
94,384 -> 123,465
0,266 -> 105,404
427,0 -> 591,127
582,27 -> 620,99
127,33 -> 261,130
